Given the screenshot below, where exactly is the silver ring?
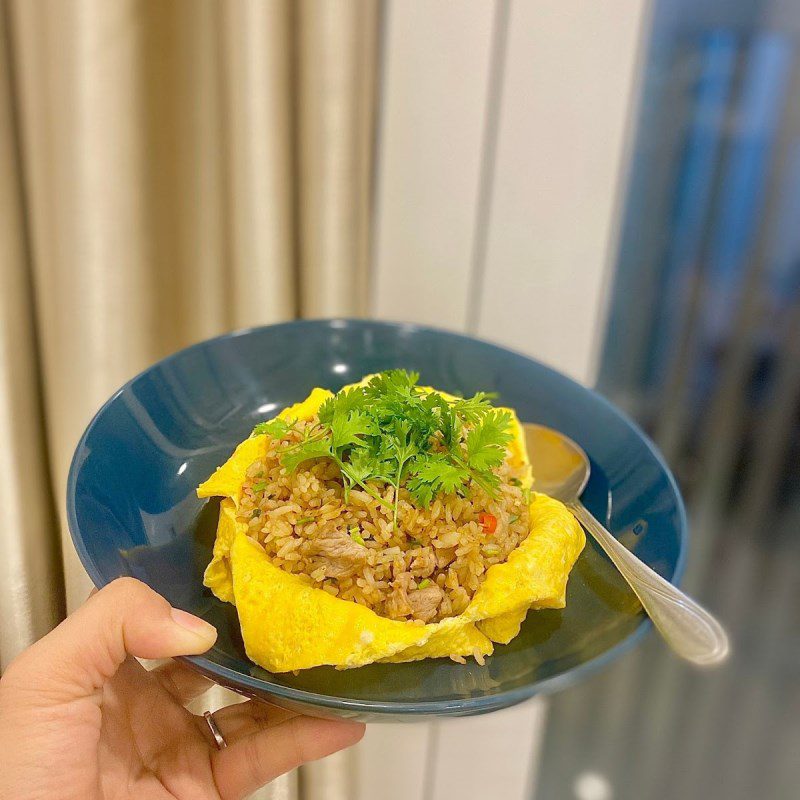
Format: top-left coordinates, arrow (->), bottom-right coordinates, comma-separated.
204,710 -> 228,750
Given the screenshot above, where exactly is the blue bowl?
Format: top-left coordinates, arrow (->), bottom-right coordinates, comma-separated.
67,319 -> 687,721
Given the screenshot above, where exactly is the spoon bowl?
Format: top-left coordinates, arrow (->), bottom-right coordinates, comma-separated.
523,423 -> 589,500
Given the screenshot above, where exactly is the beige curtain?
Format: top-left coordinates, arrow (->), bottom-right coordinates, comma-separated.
0,0 -> 378,796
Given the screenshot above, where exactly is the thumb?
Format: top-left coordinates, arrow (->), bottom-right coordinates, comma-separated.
9,577 -> 217,699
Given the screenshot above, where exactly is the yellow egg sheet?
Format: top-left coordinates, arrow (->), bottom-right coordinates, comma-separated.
198,379 -> 584,672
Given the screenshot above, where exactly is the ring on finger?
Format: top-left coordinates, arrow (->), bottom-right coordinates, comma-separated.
204,710 -> 228,750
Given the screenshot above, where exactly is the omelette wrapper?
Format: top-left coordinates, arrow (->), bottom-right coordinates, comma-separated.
198,383 -> 585,672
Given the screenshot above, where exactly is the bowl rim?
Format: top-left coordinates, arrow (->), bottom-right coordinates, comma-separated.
67,317 -> 688,715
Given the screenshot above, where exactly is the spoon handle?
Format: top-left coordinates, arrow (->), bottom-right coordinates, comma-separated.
566,500 -> 730,666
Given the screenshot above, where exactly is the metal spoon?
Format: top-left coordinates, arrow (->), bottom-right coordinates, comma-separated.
523,423 -> 729,666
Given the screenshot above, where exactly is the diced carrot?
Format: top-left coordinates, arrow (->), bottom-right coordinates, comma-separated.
479,512 -> 497,534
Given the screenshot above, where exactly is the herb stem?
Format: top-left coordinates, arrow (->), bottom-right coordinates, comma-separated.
337,457 -> 395,512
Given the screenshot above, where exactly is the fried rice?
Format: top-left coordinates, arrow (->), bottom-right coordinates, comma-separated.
235,415 -> 531,625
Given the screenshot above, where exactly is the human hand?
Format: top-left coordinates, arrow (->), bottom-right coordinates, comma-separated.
0,578 -> 364,799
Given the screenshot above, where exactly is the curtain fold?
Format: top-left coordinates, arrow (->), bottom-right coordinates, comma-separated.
297,0 -> 379,317
219,0 -> 297,329
1,0 -> 378,796
10,0 -> 203,611
0,4 -> 63,670
5,0 -> 377,610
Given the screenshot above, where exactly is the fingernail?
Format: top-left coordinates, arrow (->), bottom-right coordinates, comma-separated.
170,608 -> 218,643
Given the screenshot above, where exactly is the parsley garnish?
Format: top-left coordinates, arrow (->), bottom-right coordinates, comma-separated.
252,417 -> 293,438
252,370 -> 513,524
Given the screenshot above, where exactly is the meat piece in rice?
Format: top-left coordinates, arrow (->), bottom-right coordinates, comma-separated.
301,529 -> 367,579
407,585 -> 444,623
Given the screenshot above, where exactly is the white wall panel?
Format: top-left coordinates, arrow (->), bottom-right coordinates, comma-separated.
371,1 -> 496,329
354,723 -> 433,800
366,2 -> 648,799
364,3 -> 505,795
475,0 -> 648,384
429,699 -> 549,800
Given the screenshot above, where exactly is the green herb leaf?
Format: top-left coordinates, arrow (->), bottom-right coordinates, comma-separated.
362,369 -> 420,402
252,481 -> 267,492
341,449 -> 375,486
418,578 -> 432,589
330,410 -> 376,450
465,409 -> 514,472
451,391 -> 497,423
252,417 -> 293,438
271,370 -> 516,521
281,436 -> 333,472
407,481 -> 434,508
318,386 -> 369,426
410,457 -> 470,495
406,456 -> 471,508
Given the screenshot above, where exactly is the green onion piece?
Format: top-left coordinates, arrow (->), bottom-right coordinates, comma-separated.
482,543 -> 501,555
509,514 -> 519,524
408,538 -> 423,548
522,486 -> 531,506
418,578 -> 432,589
252,481 -> 267,492
251,509 -> 261,518
509,477 -> 522,487
350,530 -> 365,546
296,516 -> 314,525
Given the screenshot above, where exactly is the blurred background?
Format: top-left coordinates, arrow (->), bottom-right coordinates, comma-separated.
0,1 -> 797,800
